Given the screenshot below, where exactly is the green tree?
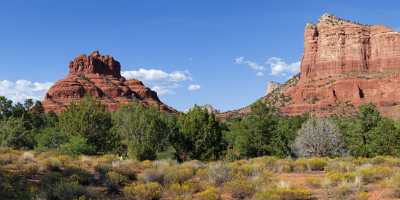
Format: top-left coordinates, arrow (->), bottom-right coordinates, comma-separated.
358,103 -> 381,133
224,101 -> 278,159
0,117 -> 29,149
58,96 -> 116,154
60,135 -> 96,155
337,103 -> 385,157
270,115 -> 308,157
35,127 -> 68,151
112,103 -> 169,160
335,103 -> 400,157
0,96 -> 13,120
172,105 -> 225,161
369,118 -> 400,156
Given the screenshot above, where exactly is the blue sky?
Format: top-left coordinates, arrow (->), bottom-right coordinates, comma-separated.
0,0 -> 400,111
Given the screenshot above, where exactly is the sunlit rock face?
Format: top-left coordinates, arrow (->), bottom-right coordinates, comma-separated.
283,14 -> 400,117
43,51 -> 176,113
219,14 -> 400,119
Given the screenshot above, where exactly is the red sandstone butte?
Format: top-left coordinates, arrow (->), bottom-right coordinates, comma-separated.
282,14 -> 400,118
42,51 -> 176,113
219,14 -> 400,119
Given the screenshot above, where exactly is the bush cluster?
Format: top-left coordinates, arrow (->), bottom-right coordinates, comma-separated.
1,94 -> 399,162
1,149 -> 400,199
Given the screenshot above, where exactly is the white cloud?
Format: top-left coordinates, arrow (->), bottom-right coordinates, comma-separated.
122,68 -> 191,82
266,57 -> 300,76
188,84 -> 201,91
122,68 -> 193,96
234,57 -> 265,73
0,80 -> 53,102
256,72 -> 264,77
235,56 -> 300,77
151,85 -> 177,96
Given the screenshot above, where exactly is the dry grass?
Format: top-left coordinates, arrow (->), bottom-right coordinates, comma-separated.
1,148 -> 400,199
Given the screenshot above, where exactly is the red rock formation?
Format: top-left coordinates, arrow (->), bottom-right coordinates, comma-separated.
219,14 -> 400,119
281,14 -> 400,118
43,51 -> 176,113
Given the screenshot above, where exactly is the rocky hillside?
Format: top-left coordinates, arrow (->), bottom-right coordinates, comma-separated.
42,51 -> 176,113
220,14 -> 400,119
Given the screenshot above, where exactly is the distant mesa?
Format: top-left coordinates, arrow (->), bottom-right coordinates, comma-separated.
42,51 -> 176,113
200,104 -> 220,114
219,13 -> 400,119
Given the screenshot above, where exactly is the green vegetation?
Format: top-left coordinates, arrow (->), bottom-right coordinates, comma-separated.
0,96 -> 400,160
1,95 -> 400,199
171,105 -> 226,161
112,103 -> 170,160
1,150 -> 400,199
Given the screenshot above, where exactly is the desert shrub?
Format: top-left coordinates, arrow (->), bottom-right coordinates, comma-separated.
328,181 -> 360,200
208,162 -> 232,186
105,171 -> 128,193
306,158 -> 327,171
195,186 -> 220,200
60,135 -> 96,155
390,173 -> 400,198
40,172 -> 86,200
274,159 -> 293,173
370,156 -> 395,165
224,178 -> 255,199
0,171 -> 34,200
356,192 -> 369,200
95,163 -> 112,181
19,151 -> 36,163
357,165 -> 392,184
326,172 -> 357,186
51,181 -> 86,200
111,160 -> 138,180
43,157 -> 63,171
165,182 -> 199,199
275,187 -> 313,200
123,182 -> 162,200
21,162 -> 40,177
293,118 -> 346,157
252,170 -> 276,186
0,149 -> 19,165
138,167 -> 166,184
164,165 -> 194,184
63,166 -> 94,185
253,186 -> 312,200
230,163 -> 257,177
325,160 -> 355,173
292,159 -> 308,172
181,160 -> 206,170
251,156 -> 279,171
305,177 -> 322,189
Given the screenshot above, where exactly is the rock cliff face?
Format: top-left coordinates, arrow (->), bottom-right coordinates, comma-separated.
220,14 -> 400,119
282,14 -> 400,117
42,51 -> 176,113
